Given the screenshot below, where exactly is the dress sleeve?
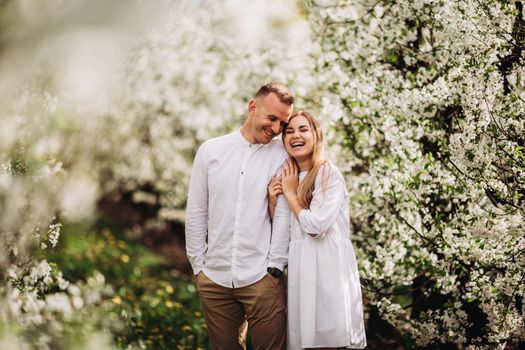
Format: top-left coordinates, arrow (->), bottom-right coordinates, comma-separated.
297,164 -> 346,237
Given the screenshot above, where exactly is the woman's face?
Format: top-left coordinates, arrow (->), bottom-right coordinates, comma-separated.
283,115 -> 315,161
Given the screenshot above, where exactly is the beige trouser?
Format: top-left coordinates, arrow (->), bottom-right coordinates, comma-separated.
196,272 -> 286,350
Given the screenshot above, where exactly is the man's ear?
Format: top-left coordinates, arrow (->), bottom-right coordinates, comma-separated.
248,99 -> 256,114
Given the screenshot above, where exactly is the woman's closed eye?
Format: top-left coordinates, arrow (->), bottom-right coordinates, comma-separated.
286,127 -> 310,134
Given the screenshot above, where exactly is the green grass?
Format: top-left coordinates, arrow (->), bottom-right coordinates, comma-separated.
44,221 -> 209,350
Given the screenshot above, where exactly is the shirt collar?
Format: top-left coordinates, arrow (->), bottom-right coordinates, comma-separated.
236,128 -> 264,150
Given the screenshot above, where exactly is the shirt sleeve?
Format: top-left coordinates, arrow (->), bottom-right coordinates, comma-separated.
185,143 -> 209,275
268,193 -> 291,271
298,164 -> 346,237
267,151 -> 291,271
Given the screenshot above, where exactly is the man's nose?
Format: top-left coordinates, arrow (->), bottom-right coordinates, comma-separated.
272,122 -> 282,135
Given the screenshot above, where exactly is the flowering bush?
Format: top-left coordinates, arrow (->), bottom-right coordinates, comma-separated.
308,0 -> 525,348
0,89 -> 115,348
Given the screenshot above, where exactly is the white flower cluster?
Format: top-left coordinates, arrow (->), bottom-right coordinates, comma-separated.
40,219 -> 62,250
2,261 -> 115,349
309,0 -> 525,348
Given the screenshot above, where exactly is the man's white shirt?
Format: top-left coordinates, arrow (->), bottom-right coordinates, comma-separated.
185,130 -> 291,288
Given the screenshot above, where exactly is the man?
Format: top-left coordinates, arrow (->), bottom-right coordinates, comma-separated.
185,82 -> 294,350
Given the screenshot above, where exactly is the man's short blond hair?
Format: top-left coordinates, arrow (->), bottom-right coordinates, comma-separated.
254,82 -> 295,105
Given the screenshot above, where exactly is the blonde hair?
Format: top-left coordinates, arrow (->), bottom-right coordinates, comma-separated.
283,111 -> 328,208
254,81 -> 295,105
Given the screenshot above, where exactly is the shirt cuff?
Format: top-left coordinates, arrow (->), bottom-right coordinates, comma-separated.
192,265 -> 203,276
267,261 -> 285,271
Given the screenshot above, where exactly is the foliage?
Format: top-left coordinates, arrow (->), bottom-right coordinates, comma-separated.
45,223 -> 208,350
308,0 -> 525,348
2,248 -> 116,350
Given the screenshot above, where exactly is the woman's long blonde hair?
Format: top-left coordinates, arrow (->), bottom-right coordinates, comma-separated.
283,111 -> 328,208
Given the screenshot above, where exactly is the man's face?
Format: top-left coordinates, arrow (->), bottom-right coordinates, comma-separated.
248,93 -> 293,144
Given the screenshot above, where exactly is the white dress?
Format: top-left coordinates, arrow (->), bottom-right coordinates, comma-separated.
287,162 -> 367,350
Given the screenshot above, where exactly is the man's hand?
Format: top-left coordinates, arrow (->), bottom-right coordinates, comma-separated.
192,271 -> 202,284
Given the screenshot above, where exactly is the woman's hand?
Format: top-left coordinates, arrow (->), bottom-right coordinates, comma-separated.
281,159 -> 305,219
281,159 -> 299,198
267,176 -> 282,221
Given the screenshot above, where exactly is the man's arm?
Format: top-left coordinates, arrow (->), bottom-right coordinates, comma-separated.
267,186 -> 291,271
185,144 -> 209,275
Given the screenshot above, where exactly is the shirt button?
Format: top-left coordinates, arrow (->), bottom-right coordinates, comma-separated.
241,171 -> 244,174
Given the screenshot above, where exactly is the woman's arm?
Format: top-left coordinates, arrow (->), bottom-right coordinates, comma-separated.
282,161 -> 346,236
297,165 -> 345,236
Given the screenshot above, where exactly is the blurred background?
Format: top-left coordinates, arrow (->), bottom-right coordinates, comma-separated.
0,0 -> 523,349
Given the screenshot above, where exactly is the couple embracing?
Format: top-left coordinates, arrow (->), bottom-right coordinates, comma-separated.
185,82 -> 367,350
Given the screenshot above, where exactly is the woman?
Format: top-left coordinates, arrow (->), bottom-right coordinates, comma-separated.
268,111 -> 367,350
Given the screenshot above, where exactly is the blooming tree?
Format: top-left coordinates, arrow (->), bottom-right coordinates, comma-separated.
309,0 -> 525,348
